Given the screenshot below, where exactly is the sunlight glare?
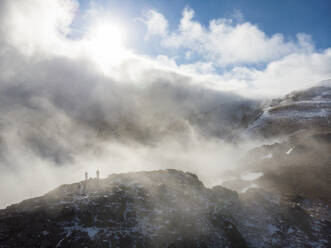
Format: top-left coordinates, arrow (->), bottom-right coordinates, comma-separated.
85,20 -> 128,71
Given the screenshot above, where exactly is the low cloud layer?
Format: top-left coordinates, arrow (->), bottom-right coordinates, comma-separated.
0,52 -> 259,206
0,0 -> 330,207
144,7 -> 331,96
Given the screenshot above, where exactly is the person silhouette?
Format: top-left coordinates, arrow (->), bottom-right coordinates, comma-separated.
96,169 -> 100,180
84,171 -> 88,194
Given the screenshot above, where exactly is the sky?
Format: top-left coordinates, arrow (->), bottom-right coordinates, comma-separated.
0,0 -> 330,207
1,0 -> 330,95
76,0 -> 331,51
69,0 -> 331,95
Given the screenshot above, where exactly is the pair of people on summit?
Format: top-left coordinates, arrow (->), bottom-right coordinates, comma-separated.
85,170 -> 100,180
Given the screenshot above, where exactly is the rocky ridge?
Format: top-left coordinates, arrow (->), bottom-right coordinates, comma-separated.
0,169 -> 330,248
246,80 -> 331,138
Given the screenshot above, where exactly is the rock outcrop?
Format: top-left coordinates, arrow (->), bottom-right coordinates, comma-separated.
1,169 -> 330,248
247,81 -> 331,138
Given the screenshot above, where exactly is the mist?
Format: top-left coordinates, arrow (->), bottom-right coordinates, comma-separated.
0,39 -> 264,208
0,0 -> 329,209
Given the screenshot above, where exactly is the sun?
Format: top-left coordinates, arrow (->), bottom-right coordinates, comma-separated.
85,20 -> 127,71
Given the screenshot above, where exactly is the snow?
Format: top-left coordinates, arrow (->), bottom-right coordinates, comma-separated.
286,146 -> 295,155
85,227 -> 100,239
64,225 -> 106,239
287,227 -> 295,234
56,238 -> 65,247
260,153 -> 272,160
246,90 -> 331,134
241,172 -> 264,181
219,177 -> 237,185
265,109 -> 330,120
267,224 -> 279,235
240,183 -> 259,193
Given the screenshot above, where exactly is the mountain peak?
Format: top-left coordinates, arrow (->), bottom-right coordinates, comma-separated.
246,82 -> 331,138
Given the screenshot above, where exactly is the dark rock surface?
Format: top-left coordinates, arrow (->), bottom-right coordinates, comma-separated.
1,169 -> 330,248
225,132 -> 331,202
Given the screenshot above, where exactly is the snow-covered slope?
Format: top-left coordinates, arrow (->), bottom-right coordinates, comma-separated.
247,81 -> 331,137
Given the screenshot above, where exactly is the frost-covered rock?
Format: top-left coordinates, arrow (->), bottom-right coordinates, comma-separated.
1,169 -> 330,247
246,83 -> 331,138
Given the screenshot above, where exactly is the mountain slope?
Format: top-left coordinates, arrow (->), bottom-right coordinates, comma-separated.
1,169 -> 330,248
246,80 -> 331,137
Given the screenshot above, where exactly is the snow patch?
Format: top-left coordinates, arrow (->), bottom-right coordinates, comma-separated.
260,153 -> 272,160
240,183 -> 259,193
267,224 -> 278,235
241,172 -> 264,181
286,146 -> 295,155
85,227 -> 100,239
64,225 -> 106,240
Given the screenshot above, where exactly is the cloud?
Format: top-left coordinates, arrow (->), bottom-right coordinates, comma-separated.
159,7 -> 315,66
0,0 -> 263,207
141,9 -> 168,38
0,50 -> 260,206
141,7 -> 330,96
241,48 -> 331,96
0,0 -> 77,56
0,0 -> 330,207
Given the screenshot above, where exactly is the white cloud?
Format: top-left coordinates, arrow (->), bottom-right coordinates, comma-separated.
0,0 -> 263,207
244,48 -> 331,96
141,9 -> 168,38
0,0 -> 77,56
159,7 -> 314,66
138,7 -> 330,96
231,9 -> 244,23
1,0 -> 328,97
